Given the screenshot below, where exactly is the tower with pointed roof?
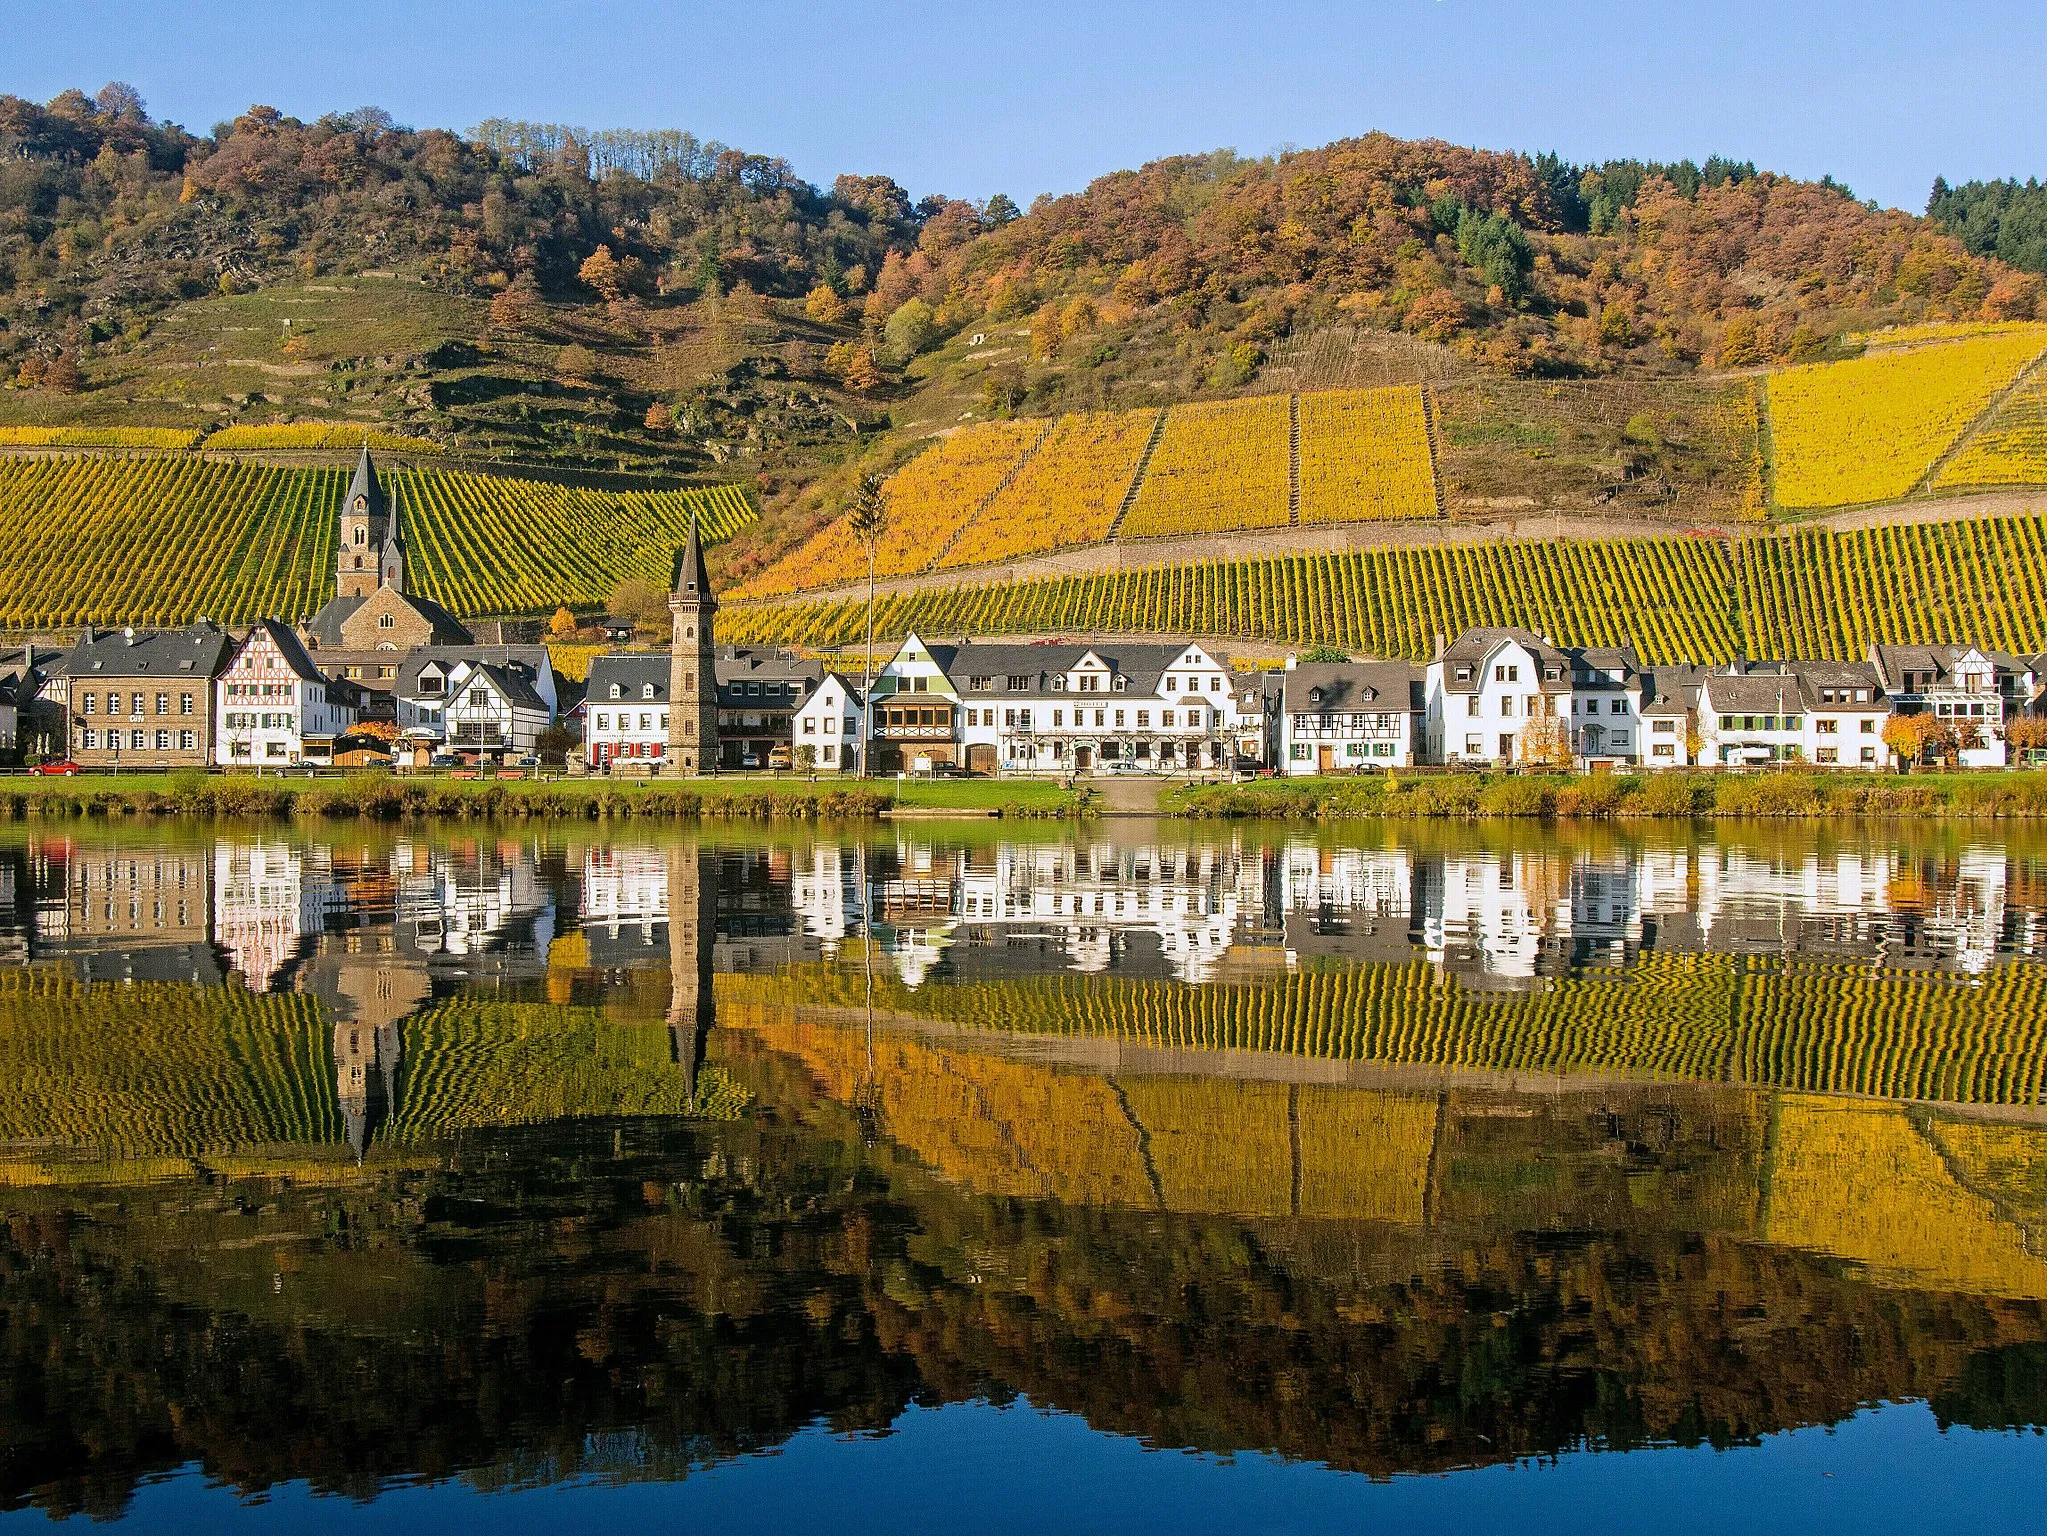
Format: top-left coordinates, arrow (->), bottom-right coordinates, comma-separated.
666,513 -> 718,774
378,478 -> 407,594
337,445 -> 388,600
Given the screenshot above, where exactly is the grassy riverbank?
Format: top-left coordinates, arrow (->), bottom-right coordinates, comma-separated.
0,773 -> 1089,822
1166,770 -> 2047,820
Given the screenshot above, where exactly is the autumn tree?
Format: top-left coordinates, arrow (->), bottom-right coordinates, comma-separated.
580,245 -> 626,302
489,278 -> 542,331
41,350 -> 81,393
841,346 -> 884,392
557,343 -> 599,382
548,605 -> 579,639
883,298 -> 937,359
804,284 -> 848,324
643,400 -> 673,432
1519,714 -> 1573,769
1882,712 -> 1955,769
2006,716 -> 2047,763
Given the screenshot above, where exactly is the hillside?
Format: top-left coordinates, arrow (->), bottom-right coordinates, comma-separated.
6,86 -> 2044,586
720,509 -> 2047,667
0,455 -> 751,629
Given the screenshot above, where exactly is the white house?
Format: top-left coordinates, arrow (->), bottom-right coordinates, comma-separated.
949,640 -> 1235,775
216,620 -> 353,767
1869,644 -> 2008,768
1638,666 -> 1708,768
1425,628 -> 1575,766
395,646 -> 557,745
793,673 -> 865,773
583,654 -> 670,769
440,659 -> 552,763
1278,661 -> 1424,773
1697,661 -> 1893,770
1567,645 -> 1643,766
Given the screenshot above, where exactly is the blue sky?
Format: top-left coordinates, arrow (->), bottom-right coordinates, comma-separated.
14,0 -> 2046,212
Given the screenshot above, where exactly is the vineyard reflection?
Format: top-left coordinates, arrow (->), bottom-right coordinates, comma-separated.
3,821 -> 2047,1519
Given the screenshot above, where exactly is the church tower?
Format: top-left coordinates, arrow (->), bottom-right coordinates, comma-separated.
378,477 -> 407,594
337,445 -> 388,600
666,843 -> 716,1102
666,513 -> 719,774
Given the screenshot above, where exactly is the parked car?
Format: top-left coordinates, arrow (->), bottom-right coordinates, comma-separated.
428,752 -> 457,768
767,745 -> 793,771
28,760 -> 80,776
740,753 -> 761,769
513,754 -> 540,768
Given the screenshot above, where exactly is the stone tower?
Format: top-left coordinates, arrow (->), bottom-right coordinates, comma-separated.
666,843 -> 716,1102
336,445 -> 388,600
378,477 -> 407,594
666,513 -> 718,774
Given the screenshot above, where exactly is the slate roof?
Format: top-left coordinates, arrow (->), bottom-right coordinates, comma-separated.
1283,662 -> 1425,715
1869,643 -> 1993,689
1569,644 -> 1642,690
394,645 -> 551,694
1435,627 -> 1573,694
670,511 -> 715,603
588,653 -> 670,704
940,640 -> 1220,695
1699,671 -> 1804,715
58,621 -> 234,680
345,445 -> 385,517
302,589 -> 471,648
1639,664 -> 1711,718
458,661 -> 548,712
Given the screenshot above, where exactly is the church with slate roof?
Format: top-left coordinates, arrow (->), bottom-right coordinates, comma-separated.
302,446 -> 472,658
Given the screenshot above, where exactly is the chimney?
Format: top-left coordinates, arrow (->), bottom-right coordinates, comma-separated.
1432,631 -> 1445,662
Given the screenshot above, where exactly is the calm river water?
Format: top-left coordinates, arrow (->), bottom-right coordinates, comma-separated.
3,820 -> 2047,1532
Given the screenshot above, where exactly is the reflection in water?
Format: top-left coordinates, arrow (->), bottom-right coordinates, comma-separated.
0,823 -> 2044,1522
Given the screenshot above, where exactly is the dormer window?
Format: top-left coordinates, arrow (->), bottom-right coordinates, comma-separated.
642,683 -> 655,699
609,683 -> 622,699
1455,666 -> 1473,682
353,496 -> 367,513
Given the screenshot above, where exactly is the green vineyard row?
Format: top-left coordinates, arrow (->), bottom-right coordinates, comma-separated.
0,458 -> 754,629
723,514 -> 2047,664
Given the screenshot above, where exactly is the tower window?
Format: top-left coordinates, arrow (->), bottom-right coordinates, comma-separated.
378,614 -> 394,628
354,526 -> 366,545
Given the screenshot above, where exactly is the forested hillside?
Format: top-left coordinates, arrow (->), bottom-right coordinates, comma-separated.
3,82 -> 2041,580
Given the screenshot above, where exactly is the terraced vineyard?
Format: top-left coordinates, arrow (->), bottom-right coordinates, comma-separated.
736,387 -> 1447,598
1734,516 -> 2047,659
727,532 -> 1744,663
1121,394 -> 1294,537
1296,386 -> 1438,524
1766,327 -> 2047,508
1937,368 -> 2047,489
0,457 -> 753,628
729,511 -> 2047,663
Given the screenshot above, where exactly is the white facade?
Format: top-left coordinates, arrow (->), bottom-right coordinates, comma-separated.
441,661 -> 550,760
584,659 -> 670,769
794,674 -> 864,772
215,624 -> 352,767
1278,664 -> 1420,773
953,643 -> 1236,775
1425,632 -> 1572,766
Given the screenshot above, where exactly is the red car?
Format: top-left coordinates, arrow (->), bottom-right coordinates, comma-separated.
28,760 -> 81,776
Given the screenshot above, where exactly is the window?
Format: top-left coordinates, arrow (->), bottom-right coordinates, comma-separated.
609,684 -> 622,699
1720,716 -> 1734,730
81,728 -> 96,750
1861,718 -> 1876,734
378,666 -> 396,680
1114,710 -> 1125,727
153,692 -> 167,713
1464,735 -> 1482,755
1210,677 -> 1222,691
1078,675 -> 1098,692
1862,746 -> 1877,763
131,692 -> 145,715
1817,748 -> 1839,764
1653,719 -> 1675,734
1454,666 -> 1473,682
1161,711 -> 1174,728
1052,709 -> 1064,727
1496,664 -> 1519,683
1500,697 -> 1515,718
596,713 -> 610,731
1465,695 -> 1480,717
180,692 -> 193,715
970,676 -> 991,691
1817,718 -> 1839,734
179,731 -> 194,751
83,693 -> 96,715
1136,710 -> 1150,727
1007,675 -> 1030,691
642,682 -> 658,699
1003,709 -> 1015,727
469,688 -> 489,708
1652,742 -> 1675,758
155,730 -> 171,750
131,729 -> 146,750
658,713 -> 668,731
378,614 -> 394,629
802,717 -> 815,734
1165,676 -> 1178,692
1290,743 -> 1310,762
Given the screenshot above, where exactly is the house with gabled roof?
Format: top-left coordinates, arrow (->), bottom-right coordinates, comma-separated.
216,619 -> 354,767
1869,643 -> 2012,768
946,639 -> 1235,775
1424,627 -> 1575,766
793,672 -> 865,773
583,653 -> 671,769
1278,660 -> 1425,773
49,621 -> 235,769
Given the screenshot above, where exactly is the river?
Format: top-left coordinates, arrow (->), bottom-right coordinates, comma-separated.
2,820 -> 2046,1531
